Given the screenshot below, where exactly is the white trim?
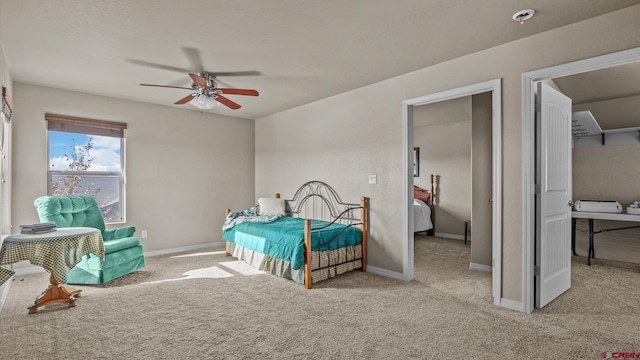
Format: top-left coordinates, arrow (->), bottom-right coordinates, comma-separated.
402,100 -> 414,282
367,265 -> 405,281
14,266 -> 46,276
9,243 -> 223,278
521,47 -> 640,314
469,262 -> 492,272
144,242 -> 222,257
434,232 -> 466,241
0,280 -> 11,313
499,298 -> 524,312
403,79 -> 503,306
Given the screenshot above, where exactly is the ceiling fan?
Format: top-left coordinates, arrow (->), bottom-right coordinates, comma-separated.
132,47 -> 260,110
141,72 -> 258,110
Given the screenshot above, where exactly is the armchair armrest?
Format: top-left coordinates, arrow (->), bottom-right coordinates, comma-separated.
103,226 -> 136,241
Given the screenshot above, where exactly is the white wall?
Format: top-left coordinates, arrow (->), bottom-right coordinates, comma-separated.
12,83 -> 255,255
255,6 -> 640,302
0,41 -> 14,312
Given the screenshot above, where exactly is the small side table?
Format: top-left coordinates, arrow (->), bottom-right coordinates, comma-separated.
464,220 -> 471,245
0,227 -> 104,314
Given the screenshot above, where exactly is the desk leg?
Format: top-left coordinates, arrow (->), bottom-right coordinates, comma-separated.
28,274 -> 82,314
588,219 -> 594,266
464,221 -> 468,245
571,218 -> 577,256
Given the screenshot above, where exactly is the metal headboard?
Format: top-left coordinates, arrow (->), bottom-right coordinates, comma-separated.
284,181 -> 360,224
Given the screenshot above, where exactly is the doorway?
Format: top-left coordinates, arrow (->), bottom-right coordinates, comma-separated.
402,79 -> 502,306
522,47 -> 640,313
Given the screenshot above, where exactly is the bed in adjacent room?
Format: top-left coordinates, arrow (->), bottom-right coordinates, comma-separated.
222,181 -> 369,289
414,174 -> 436,235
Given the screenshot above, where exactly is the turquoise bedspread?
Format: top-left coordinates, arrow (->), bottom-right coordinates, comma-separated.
222,217 -> 362,270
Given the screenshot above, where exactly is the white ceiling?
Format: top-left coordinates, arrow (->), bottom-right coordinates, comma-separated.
2,0 -> 639,120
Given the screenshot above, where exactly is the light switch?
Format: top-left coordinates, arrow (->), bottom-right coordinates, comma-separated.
369,175 -> 377,184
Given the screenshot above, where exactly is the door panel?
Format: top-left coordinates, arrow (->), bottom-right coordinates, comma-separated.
535,82 -> 572,309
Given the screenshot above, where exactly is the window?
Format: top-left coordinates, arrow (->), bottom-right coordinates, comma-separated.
46,114 -> 127,223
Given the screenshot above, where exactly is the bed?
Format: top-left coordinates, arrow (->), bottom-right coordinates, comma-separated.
414,174 -> 436,235
222,181 -> 368,289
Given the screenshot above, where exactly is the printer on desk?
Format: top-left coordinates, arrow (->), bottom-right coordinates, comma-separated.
573,200 -> 623,213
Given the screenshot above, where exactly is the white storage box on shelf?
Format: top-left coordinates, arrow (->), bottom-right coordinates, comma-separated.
573,200 -> 622,213
627,203 -> 640,215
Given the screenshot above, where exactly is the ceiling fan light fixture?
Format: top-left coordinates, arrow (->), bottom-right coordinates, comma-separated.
513,9 -> 535,24
189,94 -> 221,109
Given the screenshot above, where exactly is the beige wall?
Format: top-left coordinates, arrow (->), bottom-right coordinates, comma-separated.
414,97 -> 471,237
255,6 -> 640,302
471,92 -> 492,267
573,95 -> 640,130
573,145 -> 640,263
11,83 -> 255,256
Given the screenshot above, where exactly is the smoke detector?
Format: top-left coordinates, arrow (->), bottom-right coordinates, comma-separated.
513,9 -> 535,24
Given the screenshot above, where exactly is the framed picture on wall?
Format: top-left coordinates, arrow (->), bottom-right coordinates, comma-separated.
413,147 -> 420,177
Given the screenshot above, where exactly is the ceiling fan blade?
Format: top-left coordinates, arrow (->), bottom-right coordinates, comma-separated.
127,59 -> 191,73
209,71 -> 261,77
182,47 -> 204,73
141,84 -> 193,90
175,94 -> 196,105
189,73 -> 209,88
214,95 -> 241,110
217,88 -> 259,96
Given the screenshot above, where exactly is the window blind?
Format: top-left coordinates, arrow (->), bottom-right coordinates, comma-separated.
45,113 -> 127,138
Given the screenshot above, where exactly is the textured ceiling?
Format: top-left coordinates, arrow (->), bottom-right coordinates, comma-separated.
1,0 -> 639,119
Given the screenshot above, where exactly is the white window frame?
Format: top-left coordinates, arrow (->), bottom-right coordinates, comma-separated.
45,113 -> 127,224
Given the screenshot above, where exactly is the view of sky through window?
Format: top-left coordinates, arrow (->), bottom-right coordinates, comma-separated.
48,131 -> 123,222
49,131 -> 121,171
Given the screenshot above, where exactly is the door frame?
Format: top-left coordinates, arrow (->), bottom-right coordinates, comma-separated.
522,47 -> 640,314
402,78 -> 502,306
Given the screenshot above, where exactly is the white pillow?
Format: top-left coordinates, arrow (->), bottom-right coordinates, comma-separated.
258,197 -> 285,216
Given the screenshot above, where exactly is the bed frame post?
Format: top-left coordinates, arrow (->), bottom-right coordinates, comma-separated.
304,219 -> 312,289
430,174 -> 434,200
429,174 -> 436,236
225,208 -> 232,256
275,193 -> 280,199
361,197 -> 369,272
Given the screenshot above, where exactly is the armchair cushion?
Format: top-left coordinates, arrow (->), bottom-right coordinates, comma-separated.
103,236 -> 141,254
34,195 -> 106,232
103,226 -> 136,241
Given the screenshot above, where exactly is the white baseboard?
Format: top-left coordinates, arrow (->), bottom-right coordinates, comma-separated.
14,266 -> 46,276
11,242 -> 225,277
143,242 -> 223,257
469,262 -> 492,272
434,232 -> 468,242
366,265 -> 405,281
0,281 -> 11,313
499,298 -> 524,312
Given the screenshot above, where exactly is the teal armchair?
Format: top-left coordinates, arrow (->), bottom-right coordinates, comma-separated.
34,195 -> 145,285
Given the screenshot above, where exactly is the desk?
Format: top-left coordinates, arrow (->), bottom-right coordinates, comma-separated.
571,211 -> 640,265
0,227 -> 104,314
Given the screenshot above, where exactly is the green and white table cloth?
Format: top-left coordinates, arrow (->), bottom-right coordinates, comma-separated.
0,227 -> 104,286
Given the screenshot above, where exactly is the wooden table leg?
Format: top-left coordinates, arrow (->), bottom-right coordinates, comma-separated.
28,274 -> 82,314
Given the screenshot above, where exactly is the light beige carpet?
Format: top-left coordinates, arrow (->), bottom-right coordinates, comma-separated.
0,236 -> 638,359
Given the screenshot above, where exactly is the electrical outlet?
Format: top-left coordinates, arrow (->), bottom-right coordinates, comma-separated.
141,230 -> 148,238
369,175 -> 377,184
